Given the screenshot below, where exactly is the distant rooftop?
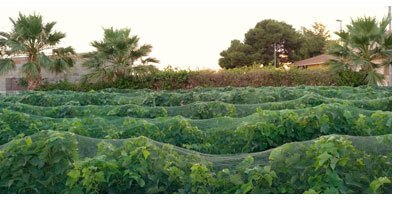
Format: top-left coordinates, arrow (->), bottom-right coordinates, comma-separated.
292,54 -> 335,67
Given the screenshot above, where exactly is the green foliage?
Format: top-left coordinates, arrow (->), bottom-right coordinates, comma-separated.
0,58 -> 15,74
0,102 -> 391,154
0,131 -> 78,193
50,47 -> 76,74
106,104 -> 168,118
369,177 -> 391,193
327,16 -> 392,85
0,13 -> 75,89
0,132 -> 391,194
180,101 -> 237,119
0,109 -> 40,144
189,163 -> 216,193
336,69 -> 367,86
219,19 -> 302,68
0,86 -> 391,193
82,27 -> 158,83
218,40 -> 256,69
65,137 -> 202,193
38,67 -> 367,91
66,155 -> 121,193
298,22 -> 330,59
269,136 -> 391,193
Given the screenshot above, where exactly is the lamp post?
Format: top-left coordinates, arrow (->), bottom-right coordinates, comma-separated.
336,19 -> 342,31
273,43 -> 277,67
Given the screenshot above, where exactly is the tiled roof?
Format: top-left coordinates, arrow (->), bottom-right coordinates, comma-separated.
292,54 -> 335,66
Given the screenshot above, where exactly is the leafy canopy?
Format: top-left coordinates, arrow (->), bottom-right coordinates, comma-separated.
298,22 -> 330,59
82,27 -> 159,83
0,13 -> 75,89
327,16 -> 392,85
219,19 -> 303,69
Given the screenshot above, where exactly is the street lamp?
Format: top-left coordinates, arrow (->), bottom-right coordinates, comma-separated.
273,43 -> 277,67
336,19 -> 342,31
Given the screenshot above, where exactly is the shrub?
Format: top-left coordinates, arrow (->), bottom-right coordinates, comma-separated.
37,67 -> 367,91
0,131 -> 78,193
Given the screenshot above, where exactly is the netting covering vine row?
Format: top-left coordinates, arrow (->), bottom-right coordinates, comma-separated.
0,86 -> 392,193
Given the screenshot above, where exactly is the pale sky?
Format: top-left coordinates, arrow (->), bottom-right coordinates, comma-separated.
0,0 -> 392,70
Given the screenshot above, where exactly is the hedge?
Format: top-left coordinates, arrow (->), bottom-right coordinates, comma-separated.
37,67 -> 367,91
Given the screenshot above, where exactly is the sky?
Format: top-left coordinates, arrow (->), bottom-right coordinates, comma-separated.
0,0 -> 392,70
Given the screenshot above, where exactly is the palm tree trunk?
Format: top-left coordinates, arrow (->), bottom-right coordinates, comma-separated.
26,53 -> 42,90
27,76 -> 41,90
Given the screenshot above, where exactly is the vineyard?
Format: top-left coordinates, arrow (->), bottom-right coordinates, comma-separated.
0,86 -> 392,194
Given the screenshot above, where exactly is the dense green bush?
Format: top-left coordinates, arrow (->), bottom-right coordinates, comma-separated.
0,86 -> 391,193
336,69 -> 368,86
0,132 -> 391,193
37,67 -> 367,91
10,86 -> 391,107
0,87 -> 391,154
0,109 -> 40,144
0,103 -> 391,154
268,135 -> 391,193
0,131 -> 78,193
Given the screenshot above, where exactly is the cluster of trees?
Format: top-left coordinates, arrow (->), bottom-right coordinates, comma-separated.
0,13 -> 392,88
218,19 -> 330,69
0,14 -> 76,89
219,17 -> 392,85
0,13 -> 157,89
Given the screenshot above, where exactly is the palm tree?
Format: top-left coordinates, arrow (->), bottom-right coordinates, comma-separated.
82,27 -> 159,83
328,16 -> 392,85
0,13 -> 75,89
51,46 -> 76,74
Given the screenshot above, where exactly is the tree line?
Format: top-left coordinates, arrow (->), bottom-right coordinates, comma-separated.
0,13 -> 157,89
0,13 -> 392,88
219,20 -> 330,69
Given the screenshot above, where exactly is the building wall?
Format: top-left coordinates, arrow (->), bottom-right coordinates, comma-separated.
305,64 -> 329,69
0,57 -> 90,93
375,65 -> 390,86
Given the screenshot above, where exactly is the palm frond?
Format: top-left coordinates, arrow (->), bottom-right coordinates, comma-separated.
81,67 -> 115,83
47,31 -> 66,45
131,44 -> 152,59
0,32 -> 10,39
1,13 -> 69,88
0,58 -> 16,75
38,53 -> 53,68
44,21 -> 57,34
365,69 -> 384,85
133,65 -> 159,74
82,52 -> 104,69
141,57 -> 159,64
6,39 -> 26,53
328,16 -> 390,85
83,27 -> 158,83
22,61 -> 40,79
